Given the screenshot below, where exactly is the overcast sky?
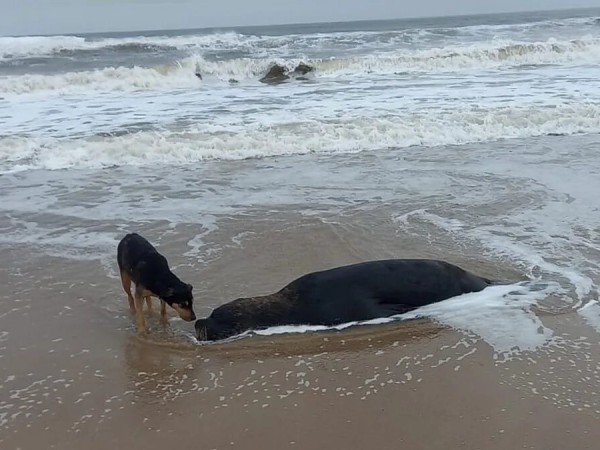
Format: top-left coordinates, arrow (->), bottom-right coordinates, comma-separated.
2,0 -> 600,36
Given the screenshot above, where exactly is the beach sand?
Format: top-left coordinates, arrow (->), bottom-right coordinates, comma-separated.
2,213 -> 599,450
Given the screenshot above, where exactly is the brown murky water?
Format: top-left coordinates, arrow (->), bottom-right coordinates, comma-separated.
2,212 -> 600,450
2,136 -> 600,449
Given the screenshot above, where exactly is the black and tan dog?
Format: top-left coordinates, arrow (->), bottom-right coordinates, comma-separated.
196,259 -> 499,341
117,233 -> 195,333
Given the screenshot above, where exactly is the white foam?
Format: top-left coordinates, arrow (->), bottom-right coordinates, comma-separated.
3,102 -> 600,172
578,301 -> 600,332
0,32 -> 246,60
0,64 -> 199,95
0,35 -> 89,60
3,36 -> 600,95
252,317 -> 395,336
2,13 -> 597,61
400,283 -> 558,355
191,36 -> 600,80
0,219 -> 119,262
316,37 -> 600,76
394,209 -> 597,307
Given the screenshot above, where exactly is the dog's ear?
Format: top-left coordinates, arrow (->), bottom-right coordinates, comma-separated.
187,283 -> 193,292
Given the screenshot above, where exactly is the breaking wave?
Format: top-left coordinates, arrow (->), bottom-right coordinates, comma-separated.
0,33 -> 241,60
2,102 -> 600,172
2,36 -> 600,95
2,13 -> 599,60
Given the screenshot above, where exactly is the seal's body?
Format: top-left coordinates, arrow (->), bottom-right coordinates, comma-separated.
196,259 -> 493,341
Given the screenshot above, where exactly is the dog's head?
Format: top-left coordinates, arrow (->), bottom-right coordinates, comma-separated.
164,283 -> 196,321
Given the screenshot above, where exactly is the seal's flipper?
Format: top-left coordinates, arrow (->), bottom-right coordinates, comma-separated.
487,279 -> 515,286
375,297 -> 412,316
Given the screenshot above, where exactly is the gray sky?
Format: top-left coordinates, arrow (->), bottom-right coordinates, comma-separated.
2,0 -> 600,36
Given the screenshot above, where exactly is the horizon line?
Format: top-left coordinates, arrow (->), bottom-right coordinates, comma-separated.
3,5 -> 599,38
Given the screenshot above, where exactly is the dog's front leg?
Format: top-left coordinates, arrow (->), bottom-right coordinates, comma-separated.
119,270 -> 136,313
160,300 -> 167,323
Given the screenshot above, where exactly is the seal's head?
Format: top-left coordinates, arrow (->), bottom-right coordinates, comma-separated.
195,318 -> 240,341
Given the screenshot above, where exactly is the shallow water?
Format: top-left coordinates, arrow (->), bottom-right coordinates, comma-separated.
2,132 -> 600,344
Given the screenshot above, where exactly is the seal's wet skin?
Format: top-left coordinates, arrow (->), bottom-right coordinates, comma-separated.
195,259 -> 497,341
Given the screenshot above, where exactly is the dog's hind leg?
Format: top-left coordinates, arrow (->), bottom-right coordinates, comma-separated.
145,296 -> 153,312
133,285 -> 147,333
120,270 -> 135,313
160,300 -> 168,323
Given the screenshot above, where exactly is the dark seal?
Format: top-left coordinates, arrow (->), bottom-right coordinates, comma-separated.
195,259 -> 496,341
259,63 -> 289,84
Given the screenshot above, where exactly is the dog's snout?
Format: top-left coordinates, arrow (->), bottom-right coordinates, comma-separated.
191,313 -> 197,321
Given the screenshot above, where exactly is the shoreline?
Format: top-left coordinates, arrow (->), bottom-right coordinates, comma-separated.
2,214 -> 599,449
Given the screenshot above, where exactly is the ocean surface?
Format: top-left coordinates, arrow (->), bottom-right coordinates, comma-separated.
2,9 -> 600,169
4,10 -> 600,448
2,8 -> 600,351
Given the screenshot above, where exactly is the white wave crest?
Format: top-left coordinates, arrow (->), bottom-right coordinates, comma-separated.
2,103 -> 600,172
316,37 -> 600,74
2,36 -> 600,95
0,54 -> 288,95
0,35 -> 89,60
2,13 -> 598,60
0,64 -> 198,95
0,32 -> 247,60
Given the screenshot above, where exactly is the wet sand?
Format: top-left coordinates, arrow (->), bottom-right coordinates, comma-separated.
2,213 -> 600,450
